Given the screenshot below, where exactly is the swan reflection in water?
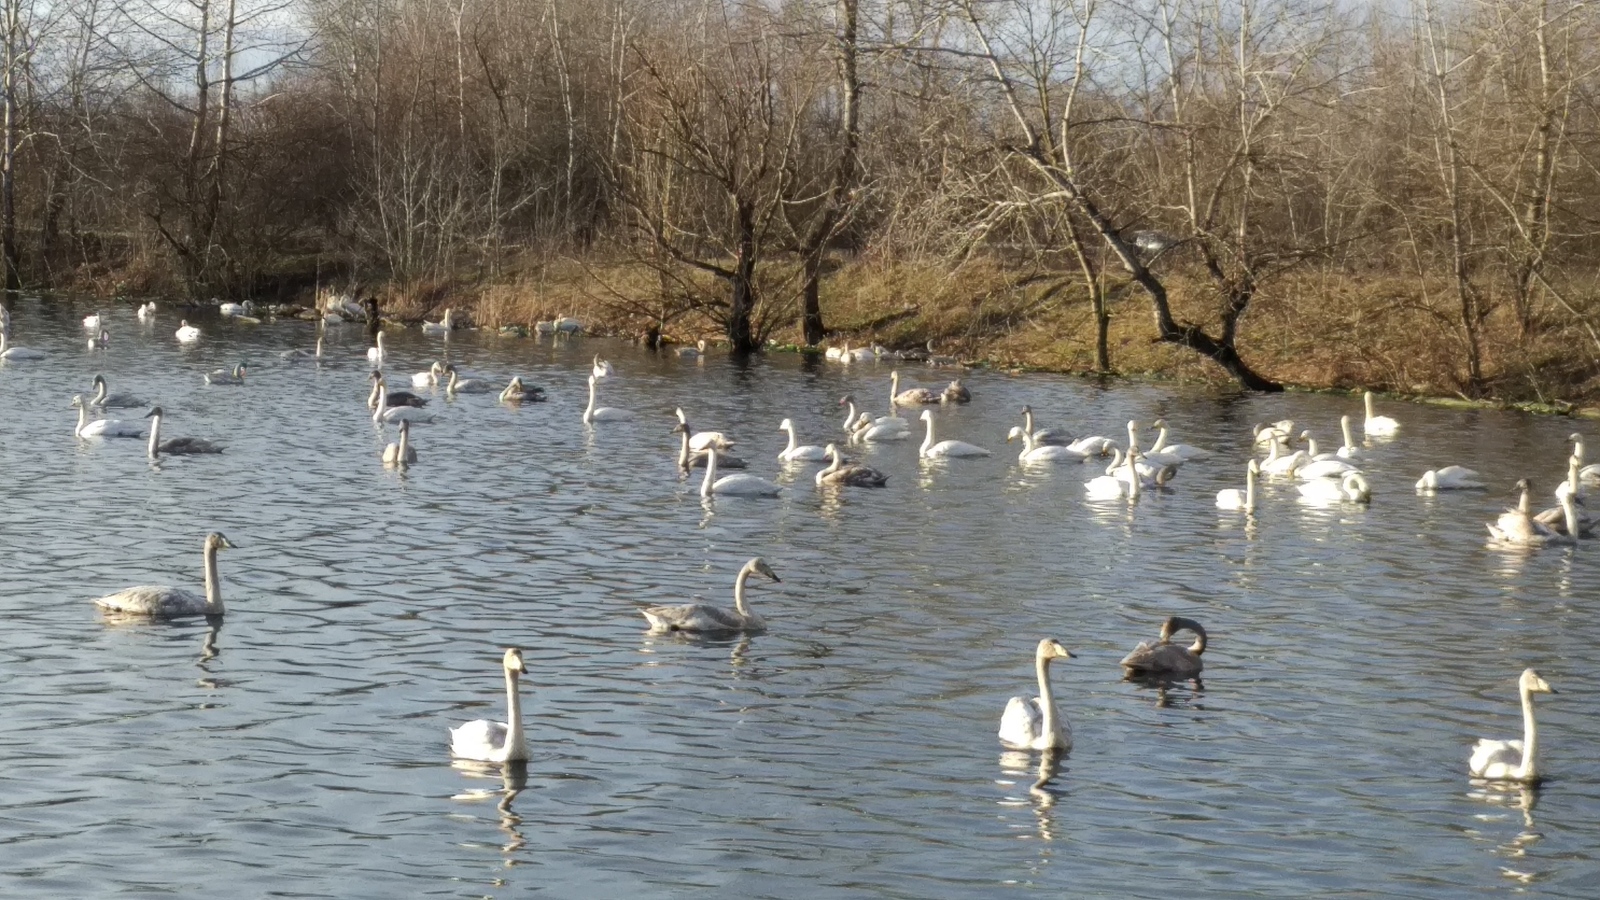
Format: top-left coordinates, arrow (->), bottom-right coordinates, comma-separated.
998,749 -> 1065,847
450,759 -> 529,857
1467,783 -> 1544,884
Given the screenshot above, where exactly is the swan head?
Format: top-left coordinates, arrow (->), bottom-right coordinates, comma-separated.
1247,459 -> 1261,475
674,407 -> 688,423
69,394 -> 87,409
431,361 -> 444,376
1152,417 -> 1167,430
823,443 -> 841,460
919,409 -> 934,422
779,418 -> 794,432
501,647 -> 527,676
1006,426 -> 1025,443
1160,616 -> 1207,653
838,394 -> 856,406
1034,638 -> 1074,662
1417,470 -> 1438,490
744,557 -> 781,583
92,374 -> 107,388
670,421 -> 689,435
1519,668 -> 1556,695
205,532 -> 237,552
144,406 -> 165,419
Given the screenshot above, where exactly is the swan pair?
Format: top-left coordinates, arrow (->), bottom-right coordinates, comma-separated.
92,532 -> 237,617
672,419 -> 747,470
1486,480 -> 1582,545
640,557 -> 781,633
136,301 -> 157,321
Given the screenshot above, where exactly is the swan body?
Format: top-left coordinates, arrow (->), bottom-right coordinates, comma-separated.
421,308 -> 454,334
1297,471 -> 1372,504
592,354 -> 615,378
553,316 -> 583,334
838,396 -> 911,434
676,339 -> 708,359
218,301 -> 247,317
368,372 -> 429,409
366,331 -> 386,365
1259,440 -> 1308,477
145,407 -> 224,457
1253,420 -> 1296,447
498,376 -> 546,403
816,444 -> 889,487
698,444 -> 780,497
1217,459 -> 1260,511
92,532 -> 236,617
411,361 -> 443,386
1019,405 -> 1073,446
778,419 -> 829,461
372,381 -> 436,424
642,558 -> 780,633
175,320 -> 201,342
382,419 -> 417,465
824,343 -> 848,361
918,409 -> 990,458
1363,390 -> 1399,437
1066,435 -> 1116,456
445,364 -> 494,394
90,374 -> 146,409
1120,616 -> 1206,680
137,301 -> 157,321
0,332 -> 46,359
941,379 -> 971,403
72,395 -> 144,438
847,343 -> 883,362
449,648 -> 530,763
83,311 -> 104,330
1416,466 -> 1484,491
1469,668 -> 1556,783
280,334 -> 325,361
852,413 -> 913,442
1007,427 -> 1086,463
891,370 -> 941,406
1487,480 -> 1568,545
204,363 -> 247,385
998,639 -> 1075,751
1085,449 -> 1142,500
1296,456 -> 1361,480
583,374 -> 632,423
1147,419 -> 1210,461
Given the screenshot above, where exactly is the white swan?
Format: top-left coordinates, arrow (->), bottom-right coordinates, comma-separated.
919,409 -> 990,458
280,334 -> 325,361
1297,471 -> 1371,504
1019,405 -> 1073,446
372,381 -> 436,424
852,412 -> 912,443
1217,459 -> 1260,511
673,419 -> 747,471
1295,433 -> 1361,479
778,419 -> 829,461
82,311 -> 103,330
445,364 -> 494,394
71,394 -> 144,438
204,363 -> 247,385
848,343 -> 884,362
368,372 -> 429,409
1259,439 -> 1308,478
92,532 -> 237,617
824,342 -> 849,361
676,339 -> 708,359
1363,390 -> 1399,437
592,354 -> 615,378
1335,414 -> 1361,458
553,316 -> 583,334
137,301 -> 157,321
1147,419 -> 1210,461
699,445 -> 781,498
583,374 -> 632,424
0,331 -> 46,359
175,320 -> 201,342
449,648 -> 530,763
145,407 -> 224,458
1416,466 -> 1484,492
838,395 -> 909,435
421,308 -> 454,335
1007,426 -> 1086,464
1085,448 -> 1141,501
366,331 -> 386,365
1253,420 -> 1296,447
90,374 -> 146,409
641,558 -> 780,633
383,419 -> 417,466
1470,668 -> 1557,783
1554,454 -> 1587,503
816,443 -> 889,487
411,361 -> 443,387
218,300 -> 247,317
1120,616 -> 1206,680
998,638 -> 1075,751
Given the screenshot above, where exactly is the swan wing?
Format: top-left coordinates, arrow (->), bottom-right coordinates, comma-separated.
94,585 -> 208,617
1216,488 -> 1245,509
162,437 -> 225,455
712,475 -> 781,496
641,603 -> 752,633
450,719 -> 510,761
1469,739 -> 1523,778
998,696 -> 1044,748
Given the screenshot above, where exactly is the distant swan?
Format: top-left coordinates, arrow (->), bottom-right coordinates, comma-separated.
92,532 -> 237,617
1120,616 -> 1206,680
1336,415 -> 1361,458
1416,466 -> 1484,491
368,372 -> 429,409
83,311 -> 104,330
641,558 -> 781,633
204,363 -> 247,385
592,354 -> 615,378
778,418 -> 829,461
940,379 -> 971,403
280,334 -> 325,361
1363,390 -> 1399,437
383,419 -> 417,466
1216,459 -> 1260,511
421,308 -> 455,335
498,376 -> 546,403
583,374 -> 632,423
137,301 -> 157,321
449,648 -> 530,763
445,364 -> 494,394
698,443 -> 780,497
677,339 -> 708,359
1470,668 -> 1557,783
90,374 -> 146,409
71,394 -> 144,438
145,407 -> 224,458
410,361 -> 443,386
816,443 -> 889,487
1298,471 -> 1371,504
366,331 -> 386,365
998,638 -> 1075,751
0,332 -> 46,359
175,320 -> 201,342
919,409 -> 990,458
88,328 -> 109,349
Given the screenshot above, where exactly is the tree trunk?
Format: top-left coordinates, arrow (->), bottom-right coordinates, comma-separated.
1,0 -> 21,292
728,200 -> 757,354
801,254 -> 825,346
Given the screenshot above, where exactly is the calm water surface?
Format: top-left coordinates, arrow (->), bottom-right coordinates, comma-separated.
1,297 -> 1597,898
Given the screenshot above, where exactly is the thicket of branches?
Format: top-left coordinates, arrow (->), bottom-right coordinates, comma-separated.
4,0 -> 1600,391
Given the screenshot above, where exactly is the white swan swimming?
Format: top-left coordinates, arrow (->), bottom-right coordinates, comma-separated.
1470,668 -> 1557,783
674,407 -> 734,452
1258,438 -> 1309,478
641,558 -> 781,633
673,418 -> 746,470
92,532 -> 237,617
838,395 -> 909,435
280,334 -> 325,361
0,331 -> 46,359
449,648 -> 530,763
1295,433 -> 1361,480
1019,405 -> 1073,446
1253,419 -> 1296,447
1217,459 -> 1260,511
1335,415 -> 1361,458
891,370 -> 941,406
137,301 -> 157,321
1120,616 -> 1207,680
382,419 -> 417,466
553,316 -> 583,334
366,331 -> 386,366
90,374 -> 146,409
778,418 -> 829,461
824,342 -> 849,361
372,380 -> 436,424
919,409 -> 990,458
1297,471 -> 1371,504
145,407 -> 224,458
1363,390 -> 1399,437
175,320 -> 201,342
368,371 -> 430,409
82,311 -> 104,330
1006,426 -> 1086,464
1416,466 -> 1484,491
676,339 -> 708,359
204,363 -> 247,385
71,394 -> 144,438
445,364 -> 494,394
851,412 -> 912,443
592,354 -> 615,378
998,638 -> 1075,751
816,443 -> 889,487
1553,453 -> 1587,504
698,444 -> 781,497
218,300 -> 250,317
421,307 -> 455,335
1147,418 -> 1210,461
410,361 -> 443,386
583,374 -> 632,423
1085,448 -> 1142,500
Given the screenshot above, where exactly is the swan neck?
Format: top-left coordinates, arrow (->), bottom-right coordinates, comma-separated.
1341,416 -> 1355,449
398,423 -> 410,460
1365,392 -> 1375,419
1518,682 -> 1540,779
1127,450 -> 1141,498
784,425 -> 797,454
678,427 -> 691,468
701,448 -> 716,497
733,566 -> 753,615
1035,653 -> 1059,737
1245,464 -> 1256,511
367,379 -> 379,408
203,541 -> 224,613
1023,408 -> 1036,434
920,415 -> 935,455
147,413 -> 161,458
1563,493 -> 1579,536
1150,425 -> 1169,453
75,405 -> 89,436
584,379 -> 597,422
842,401 -> 857,431
372,386 -> 385,422
503,667 -> 525,755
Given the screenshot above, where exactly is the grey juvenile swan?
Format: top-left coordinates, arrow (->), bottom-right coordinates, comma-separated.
1120,616 -> 1207,680
641,558 -> 781,633
146,407 -> 224,458
92,532 -> 238,617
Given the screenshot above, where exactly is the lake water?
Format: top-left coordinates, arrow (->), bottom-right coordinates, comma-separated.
1,296 -> 1596,898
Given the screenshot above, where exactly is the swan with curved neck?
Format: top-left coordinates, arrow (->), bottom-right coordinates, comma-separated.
890,370 -> 940,407
1147,419 -> 1209,461
92,532 -> 237,617
445,364 -> 493,394
1470,668 -> 1557,782
1363,390 -> 1399,436
919,409 -> 990,458
697,440 -> 780,497
1006,427 -> 1086,463
1085,446 -> 1142,500
499,376 -> 546,403
778,419 -> 828,461
1120,616 -> 1207,680
816,443 -> 889,487
204,363 -> 247,385
641,558 -> 781,633
410,360 -> 443,386
1298,471 -> 1371,504
583,374 -> 632,423
998,639 -> 1076,751
1259,437 -> 1308,477
91,374 -> 146,408
145,407 -> 224,458
383,419 -> 417,465
1019,405 -> 1072,446
1416,466 -> 1484,491
677,338 -> 708,358
1217,459 -> 1259,511
449,648 -> 530,762
71,394 -> 144,438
